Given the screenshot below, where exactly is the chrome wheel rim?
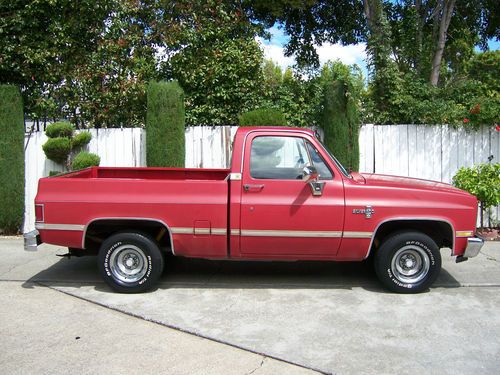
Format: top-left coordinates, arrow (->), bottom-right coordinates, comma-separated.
109,245 -> 147,283
391,245 -> 430,284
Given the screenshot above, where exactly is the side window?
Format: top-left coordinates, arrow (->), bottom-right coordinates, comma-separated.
306,141 -> 333,180
250,136 -> 310,179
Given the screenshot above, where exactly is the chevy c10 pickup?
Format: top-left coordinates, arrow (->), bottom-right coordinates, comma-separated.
25,126 -> 484,293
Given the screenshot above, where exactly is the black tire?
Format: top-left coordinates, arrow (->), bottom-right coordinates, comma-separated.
98,232 -> 164,293
374,231 -> 441,293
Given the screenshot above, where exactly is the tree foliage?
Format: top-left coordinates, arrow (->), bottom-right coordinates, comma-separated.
247,0 -> 499,126
257,61 -> 323,127
245,0 -> 365,68
58,1 -> 159,128
1,0 -> 265,127
0,0 -> 497,128
163,1 -> 264,125
0,0 -> 117,123
364,0 -> 404,123
363,49 -> 500,126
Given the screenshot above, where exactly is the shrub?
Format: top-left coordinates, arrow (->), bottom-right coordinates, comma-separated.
0,85 -> 24,234
72,132 -> 92,148
321,79 -> 360,172
453,163 -> 500,227
463,98 -> 500,129
45,121 -> 74,138
42,138 -> 72,164
42,125 -> 98,172
72,152 -> 101,170
146,81 -> 185,167
239,108 -> 287,126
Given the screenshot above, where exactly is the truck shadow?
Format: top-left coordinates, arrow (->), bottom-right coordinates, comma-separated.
21,254 -> 461,293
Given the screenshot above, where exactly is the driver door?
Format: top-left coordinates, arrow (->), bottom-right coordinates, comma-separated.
239,133 -> 344,258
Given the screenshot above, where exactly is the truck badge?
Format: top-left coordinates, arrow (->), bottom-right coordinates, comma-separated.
352,206 -> 375,219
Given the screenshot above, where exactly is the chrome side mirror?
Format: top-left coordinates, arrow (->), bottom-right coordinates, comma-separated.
302,165 -> 319,183
302,165 -> 324,196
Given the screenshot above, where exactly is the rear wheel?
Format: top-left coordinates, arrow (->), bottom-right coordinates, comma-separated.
374,231 -> 441,293
98,232 -> 164,293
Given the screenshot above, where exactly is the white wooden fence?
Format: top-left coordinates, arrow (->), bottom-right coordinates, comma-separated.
359,124 -> 500,183
24,128 -> 145,232
359,124 -> 500,226
24,124 -> 499,232
185,126 -> 238,168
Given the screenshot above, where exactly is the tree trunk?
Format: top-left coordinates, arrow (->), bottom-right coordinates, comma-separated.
364,0 -> 379,31
364,0 -> 373,28
429,0 -> 456,86
414,0 -> 428,73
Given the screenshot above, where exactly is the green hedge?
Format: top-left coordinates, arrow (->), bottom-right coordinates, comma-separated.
239,108 -> 286,126
146,81 -> 185,167
321,80 -> 359,172
0,85 -> 24,234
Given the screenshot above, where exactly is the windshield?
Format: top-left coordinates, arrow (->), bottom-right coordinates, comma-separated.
314,136 -> 352,178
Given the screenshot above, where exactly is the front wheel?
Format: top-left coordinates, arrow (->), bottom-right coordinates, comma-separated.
374,232 -> 441,293
98,232 -> 164,293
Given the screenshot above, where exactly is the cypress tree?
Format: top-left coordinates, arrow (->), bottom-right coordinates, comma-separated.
321,79 -> 360,172
0,85 -> 24,233
146,81 -> 185,167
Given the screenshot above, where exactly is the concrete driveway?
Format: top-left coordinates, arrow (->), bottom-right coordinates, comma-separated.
1,237 -> 500,374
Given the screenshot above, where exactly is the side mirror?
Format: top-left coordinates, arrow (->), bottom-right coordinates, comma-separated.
302,165 -> 325,196
302,165 -> 319,183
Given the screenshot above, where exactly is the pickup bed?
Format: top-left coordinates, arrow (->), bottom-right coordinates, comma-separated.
25,127 -> 484,293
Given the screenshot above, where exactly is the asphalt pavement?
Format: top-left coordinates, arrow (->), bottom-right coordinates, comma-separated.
1,236 -> 499,374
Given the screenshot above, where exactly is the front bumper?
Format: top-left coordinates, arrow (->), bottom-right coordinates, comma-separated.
463,236 -> 484,258
24,230 -> 41,251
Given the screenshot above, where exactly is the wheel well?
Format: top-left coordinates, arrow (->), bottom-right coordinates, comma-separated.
368,220 -> 453,257
83,219 -> 172,254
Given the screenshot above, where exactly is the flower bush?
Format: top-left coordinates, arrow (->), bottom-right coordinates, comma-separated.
453,163 -> 500,227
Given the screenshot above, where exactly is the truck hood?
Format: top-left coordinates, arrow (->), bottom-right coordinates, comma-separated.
354,172 -> 469,196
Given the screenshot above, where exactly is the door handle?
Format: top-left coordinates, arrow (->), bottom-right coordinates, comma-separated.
243,184 -> 264,192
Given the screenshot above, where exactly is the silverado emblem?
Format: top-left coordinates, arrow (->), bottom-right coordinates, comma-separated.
352,206 -> 375,219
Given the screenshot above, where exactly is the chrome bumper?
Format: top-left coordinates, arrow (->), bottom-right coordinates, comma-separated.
24,230 -> 41,251
463,236 -> 484,258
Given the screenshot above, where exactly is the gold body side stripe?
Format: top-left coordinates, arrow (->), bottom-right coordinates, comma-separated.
240,230 -> 342,238
342,231 -> 373,239
35,223 -> 85,231
170,227 -> 194,234
456,230 -> 474,238
171,227 -> 227,235
211,228 -> 227,235
37,223 -> 373,240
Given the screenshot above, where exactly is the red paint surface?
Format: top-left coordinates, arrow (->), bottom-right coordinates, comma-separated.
35,127 -> 478,260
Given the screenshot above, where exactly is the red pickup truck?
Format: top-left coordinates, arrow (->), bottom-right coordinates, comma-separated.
25,127 -> 483,293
